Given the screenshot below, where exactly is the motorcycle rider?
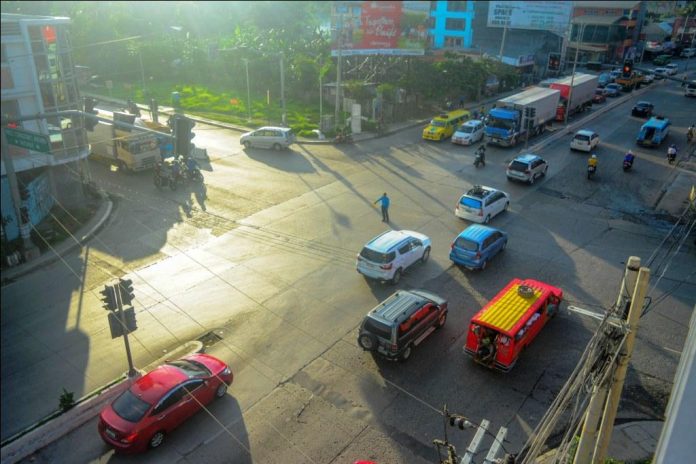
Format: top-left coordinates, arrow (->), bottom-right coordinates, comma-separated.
688,125 -> 694,142
475,145 -> 486,166
624,150 -> 635,167
588,154 -> 598,170
667,144 -> 677,162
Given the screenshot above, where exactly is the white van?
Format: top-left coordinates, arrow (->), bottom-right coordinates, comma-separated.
452,120 -> 484,145
240,127 -> 295,150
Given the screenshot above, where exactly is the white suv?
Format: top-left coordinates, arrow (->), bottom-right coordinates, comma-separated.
240,126 -> 295,150
454,186 -> 509,224
356,230 -> 431,285
570,129 -> 600,152
665,64 -> 679,76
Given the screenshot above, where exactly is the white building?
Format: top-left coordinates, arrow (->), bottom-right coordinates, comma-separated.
1,13 -> 90,245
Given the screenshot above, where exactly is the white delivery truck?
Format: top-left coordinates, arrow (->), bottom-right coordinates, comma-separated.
549,73 -> 599,121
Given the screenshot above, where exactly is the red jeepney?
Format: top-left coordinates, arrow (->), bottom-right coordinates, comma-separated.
464,278 -> 563,371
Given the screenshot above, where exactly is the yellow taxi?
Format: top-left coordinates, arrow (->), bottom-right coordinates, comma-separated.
422,109 -> 471,141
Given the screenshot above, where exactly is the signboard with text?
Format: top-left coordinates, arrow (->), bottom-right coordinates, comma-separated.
487,1 -> 572,34
331,1 -> 429,56
4,127 -> 51,153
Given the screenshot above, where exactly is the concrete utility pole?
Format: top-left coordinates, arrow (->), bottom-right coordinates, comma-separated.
592,265 -> 651,463
334,12 -> 344,130
243,58 -> 251,122
280,52 -> 286,126
565,23 -> 586,126
498,25 -> 508,62
574,256 -> 642,464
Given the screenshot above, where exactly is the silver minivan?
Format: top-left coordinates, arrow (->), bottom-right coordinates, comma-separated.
240,126 -> 295,150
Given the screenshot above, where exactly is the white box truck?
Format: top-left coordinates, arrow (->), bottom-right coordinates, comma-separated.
549,73 -> 598,121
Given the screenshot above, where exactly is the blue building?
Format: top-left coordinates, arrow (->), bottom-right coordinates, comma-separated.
429,1 -> 475,50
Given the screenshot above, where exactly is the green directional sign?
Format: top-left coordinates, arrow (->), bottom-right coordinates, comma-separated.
4,127 -> 51,153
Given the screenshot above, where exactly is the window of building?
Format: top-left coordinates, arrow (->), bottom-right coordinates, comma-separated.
2,100 -> 21,127
447,1 -> 467,12
444,36 -> 463,48
446,18 -> 466,30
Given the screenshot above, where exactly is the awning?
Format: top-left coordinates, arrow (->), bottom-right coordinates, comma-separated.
572,15 -> 626,26
567,42 -> 609,52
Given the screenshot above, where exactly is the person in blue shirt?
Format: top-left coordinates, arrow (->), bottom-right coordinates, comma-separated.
374,193 -> 390,222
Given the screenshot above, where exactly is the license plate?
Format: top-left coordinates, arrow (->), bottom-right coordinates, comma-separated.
105,428 -> 117,440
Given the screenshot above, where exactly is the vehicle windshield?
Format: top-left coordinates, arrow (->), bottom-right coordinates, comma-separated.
112,389 -> 151,423
167,359 -> 212,378
487,116 -> 515,130
430,120 -> 446,128
458,125 -> 474,133
454,237 -> 478,251
360,247 -> 396,264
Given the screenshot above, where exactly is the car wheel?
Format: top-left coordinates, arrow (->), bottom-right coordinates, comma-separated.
358,333 -> 377,351
391,268 -> 402,285
149,431 -> 165,449
504,201 -> 510,211
529,173 -> 535,185
243,141 -> 251,150
436,312 -> 447,329
543,166 -> 548,176
483,214 -> 491,224
273,143 -> 282,151
400,344 -> 412,362
215,382 -> 228,398
421,247 -> 430,263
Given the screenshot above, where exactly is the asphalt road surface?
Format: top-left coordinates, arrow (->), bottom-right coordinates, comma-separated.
3,74 -> 695,463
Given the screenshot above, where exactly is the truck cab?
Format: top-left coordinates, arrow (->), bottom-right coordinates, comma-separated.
484,108 -> 520,146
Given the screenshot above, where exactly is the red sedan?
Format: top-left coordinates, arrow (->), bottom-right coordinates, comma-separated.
592,88 -> 606,104
98,353 -> 233,453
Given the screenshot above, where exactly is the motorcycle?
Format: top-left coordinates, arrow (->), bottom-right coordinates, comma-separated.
334,132 -> 353,144
473,147 -> 486,168
623,159 -> 633,172
184,158 -> 204,182
153,159 -> 184,191
587,165 -> 596,179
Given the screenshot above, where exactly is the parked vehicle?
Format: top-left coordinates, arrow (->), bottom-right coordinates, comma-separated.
454,185 -> 509,224
463,278 -> 563,371
506,153 -> 548,184
603,83 -> 622,97
452,120 -> 484,145
357,289 -> 448,361
98,353 -> 233,453
592,88 -> 606,104
449,224 -> 507,270
240,126 -> 295,150
632,101 -> 654,118
550,73 -> 598,121
356,230 -> 431,285
570,129 -> 600,152
637,117 -> 671,147
653,54 -> 672,66
484,87 -> 560,146
423,109 -> 471,141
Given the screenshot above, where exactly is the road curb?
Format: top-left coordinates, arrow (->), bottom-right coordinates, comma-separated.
0,341 -> 203,464
1,193 -> 113,284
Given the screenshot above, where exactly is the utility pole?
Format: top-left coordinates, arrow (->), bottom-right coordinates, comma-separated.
574,256 -> 642,464
565,22 -> 585,126
280,52 -> 286,126
138,50 -> 147,97
498,25 -> 508,62
319,58 -> 323,132
334,11 -> 344,130
243,58 -> 251,122
592,265 -> 651,463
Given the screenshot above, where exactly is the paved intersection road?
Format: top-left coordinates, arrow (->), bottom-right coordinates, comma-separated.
4,76 -> 695,463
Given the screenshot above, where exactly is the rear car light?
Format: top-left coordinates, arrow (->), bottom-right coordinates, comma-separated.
380,263 -> 393,270
390,343 -> 398,352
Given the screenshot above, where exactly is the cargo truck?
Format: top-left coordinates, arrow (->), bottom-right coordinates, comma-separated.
88,110 -> 161,172
484,87 -> 560,147
615,71 -> 643,91
549,73 -> 598,122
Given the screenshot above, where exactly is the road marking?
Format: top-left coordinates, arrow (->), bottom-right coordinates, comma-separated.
661,346 -> 681,355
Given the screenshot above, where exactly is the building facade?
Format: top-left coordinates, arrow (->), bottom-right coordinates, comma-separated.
1,13 -> 89,244
428,1 -> 475,50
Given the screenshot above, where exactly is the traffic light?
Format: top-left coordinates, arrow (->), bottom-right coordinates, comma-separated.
123,307 -> 138,332
118,278 -> 135,306
623,59 -> 633,78
174,117 -> 195,157
83,96 -> 98,131
100,285 -> 117,311
548,53 -> 561,71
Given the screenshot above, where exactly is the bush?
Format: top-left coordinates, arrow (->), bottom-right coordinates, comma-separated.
59,388 -> 75,412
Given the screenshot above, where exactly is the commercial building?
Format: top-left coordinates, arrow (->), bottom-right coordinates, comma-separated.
1,13 -> 90,248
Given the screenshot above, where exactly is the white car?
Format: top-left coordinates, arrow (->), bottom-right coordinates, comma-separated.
681,48 -> 696,58
686,81 -> 696,97
452,120 -> 484,146
570,129 -> 600,152
665,64 -> 679,76
240,126 -> 295,150
454,185 -> 509,224
653,68 -> 668,78
642,72 -> 654,84
356,230 -> 431,285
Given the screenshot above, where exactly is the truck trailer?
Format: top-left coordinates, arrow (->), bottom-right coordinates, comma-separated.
549,73 -> 598,122
484,87 -> 560,147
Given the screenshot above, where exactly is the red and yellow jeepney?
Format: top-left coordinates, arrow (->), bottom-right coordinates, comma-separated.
464,278 -> 563,371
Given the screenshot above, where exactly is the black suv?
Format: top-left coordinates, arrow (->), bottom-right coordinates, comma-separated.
357,289 -> 448,361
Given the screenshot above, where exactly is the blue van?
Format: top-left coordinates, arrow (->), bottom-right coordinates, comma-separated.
449,224 -> 508,270
637,117 -> 670,147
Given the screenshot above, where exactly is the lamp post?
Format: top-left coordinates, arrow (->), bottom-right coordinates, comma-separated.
242,58 -> 251,122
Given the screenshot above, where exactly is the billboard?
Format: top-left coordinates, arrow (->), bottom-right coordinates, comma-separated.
487,1 -> 572,34
332,1 -> 430,56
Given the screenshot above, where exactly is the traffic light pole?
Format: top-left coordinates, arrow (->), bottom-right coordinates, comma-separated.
115,286 -> 138,378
